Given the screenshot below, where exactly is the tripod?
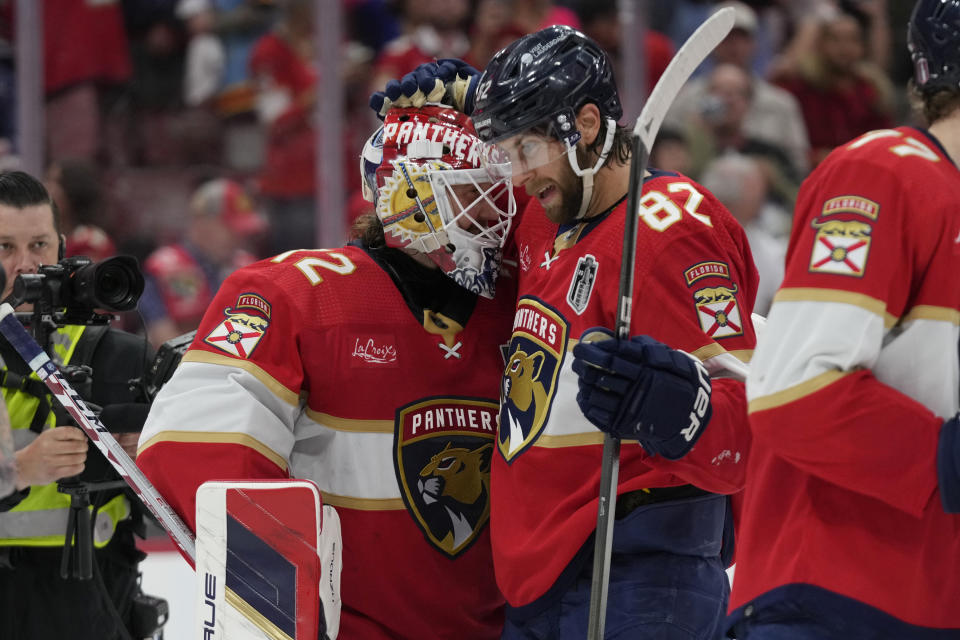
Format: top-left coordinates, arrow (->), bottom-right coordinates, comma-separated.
58,475 -> 128,580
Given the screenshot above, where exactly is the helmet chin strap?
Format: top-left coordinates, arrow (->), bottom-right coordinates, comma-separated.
566,117 -> 617,220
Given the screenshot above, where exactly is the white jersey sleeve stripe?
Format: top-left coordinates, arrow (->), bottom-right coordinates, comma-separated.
181,350 -> 301,406
748,299 -> 885,402
749,297 -> 959,418
772,287 -> 895,327
140,361 -> 298,466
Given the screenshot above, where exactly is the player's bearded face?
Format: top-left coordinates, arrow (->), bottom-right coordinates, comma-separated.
530,152 -> 583,225
548,159 -> 584,225
515,146 -> 583,225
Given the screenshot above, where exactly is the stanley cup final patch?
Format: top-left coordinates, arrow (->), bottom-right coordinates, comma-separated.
566,254 -> 598,315
685,261 -> 743,339
808,196 -> 878,277
204,292 -> 272,359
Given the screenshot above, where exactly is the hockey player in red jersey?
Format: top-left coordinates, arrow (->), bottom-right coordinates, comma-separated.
728,1 -> 960,638
371,25 -> 758,639
137,105 -> 517,639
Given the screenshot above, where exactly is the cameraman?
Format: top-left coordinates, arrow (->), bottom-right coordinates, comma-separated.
0,171 -> 154,639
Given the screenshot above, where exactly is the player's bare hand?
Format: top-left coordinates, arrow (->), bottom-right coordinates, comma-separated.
15,426 -> 88,489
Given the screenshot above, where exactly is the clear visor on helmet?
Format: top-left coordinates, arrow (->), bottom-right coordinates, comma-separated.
480,118 -> 577,177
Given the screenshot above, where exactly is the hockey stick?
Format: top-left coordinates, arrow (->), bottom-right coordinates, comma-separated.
0,303 -> 197,562
585,8 -> 736,639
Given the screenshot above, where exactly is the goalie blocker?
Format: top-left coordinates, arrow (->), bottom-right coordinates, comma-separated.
194,480 -> 342,640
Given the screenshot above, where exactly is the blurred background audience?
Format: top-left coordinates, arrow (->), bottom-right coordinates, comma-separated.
0,0 -> 920,346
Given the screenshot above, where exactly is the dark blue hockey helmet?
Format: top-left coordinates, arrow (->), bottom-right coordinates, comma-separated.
470,25 -> 623,146
908,0 -> 960,92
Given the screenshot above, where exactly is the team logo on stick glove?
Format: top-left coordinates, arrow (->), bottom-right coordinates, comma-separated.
572,327 -> 712,460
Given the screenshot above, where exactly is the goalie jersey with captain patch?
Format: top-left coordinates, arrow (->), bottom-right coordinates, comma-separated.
494,169 -> 759,607
138,244 -> 515,639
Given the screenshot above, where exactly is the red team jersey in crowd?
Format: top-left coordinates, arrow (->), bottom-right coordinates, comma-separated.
248,33 -> 318,198
493,170 -> 758,606
143,244 -> 257,327
734,127 -> 960,627
138,245 -> 515,638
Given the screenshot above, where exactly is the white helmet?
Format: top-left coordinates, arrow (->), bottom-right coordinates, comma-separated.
360,105 -> 515,298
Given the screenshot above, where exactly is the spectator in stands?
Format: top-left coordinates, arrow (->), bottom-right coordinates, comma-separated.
45,159 -> 118,262
177,1 -> 225,108
769,2 -> 894,166
650,128 -> 693,175
177,0 -> 277,172
370,0 -> 471,93
683,63 -> 801,206
140,178 -> 267,347
507,0 -> 581,32
700,154 -> 788,316
42,0 -> 132,166
248,0 -> 318,254
665,1 -> 810,178
579,0 -> 674,96
465,0 -> 582,73
122,1 -> 191,166
173,0 -> 228,166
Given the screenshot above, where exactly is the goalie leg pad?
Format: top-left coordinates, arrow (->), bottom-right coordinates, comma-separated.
195,480 -> 342,640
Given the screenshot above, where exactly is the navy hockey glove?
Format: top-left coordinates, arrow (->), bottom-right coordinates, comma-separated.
937,415 -> 960,512
369,58 -> 480,119
572,327 -> 712,460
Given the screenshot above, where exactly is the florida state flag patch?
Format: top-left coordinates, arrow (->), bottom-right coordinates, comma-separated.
685,262 -> 743,339
808,196 -> 877,277
204,293 -> 272,359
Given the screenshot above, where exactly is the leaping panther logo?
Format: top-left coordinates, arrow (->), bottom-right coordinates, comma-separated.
498,298 -> 567,462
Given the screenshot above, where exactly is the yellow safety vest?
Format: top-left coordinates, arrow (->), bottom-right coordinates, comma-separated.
0,325 -> 130,548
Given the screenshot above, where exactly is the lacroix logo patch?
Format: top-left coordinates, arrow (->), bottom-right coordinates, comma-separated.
349,334 -> 398,367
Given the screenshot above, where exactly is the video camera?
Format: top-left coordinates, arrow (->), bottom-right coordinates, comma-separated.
7,255 -> 144,328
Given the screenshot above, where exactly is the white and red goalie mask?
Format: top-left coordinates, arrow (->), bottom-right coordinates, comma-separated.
360,105 -> 515,298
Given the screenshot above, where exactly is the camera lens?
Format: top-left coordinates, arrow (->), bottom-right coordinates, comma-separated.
97,264 -> 134,307
70,256 -> 145,312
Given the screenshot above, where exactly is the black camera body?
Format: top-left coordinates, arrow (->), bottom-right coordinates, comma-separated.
10,255 -> 144,326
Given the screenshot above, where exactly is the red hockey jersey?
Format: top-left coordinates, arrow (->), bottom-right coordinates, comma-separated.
138,245 -> 514,639
733,127 -> 960,627
493,170 -> 758,606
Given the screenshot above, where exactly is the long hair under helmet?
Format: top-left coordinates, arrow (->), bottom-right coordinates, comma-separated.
359,105 -> 516,298
470,25 -> 623,220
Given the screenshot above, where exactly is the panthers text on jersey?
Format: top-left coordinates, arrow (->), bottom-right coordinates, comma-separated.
137,244 -> 515,639
732,127 -> 960,629
494,170 -> 759,607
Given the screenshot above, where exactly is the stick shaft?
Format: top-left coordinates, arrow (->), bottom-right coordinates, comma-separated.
0,303 -> 196,561
586,9 -> 736,638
